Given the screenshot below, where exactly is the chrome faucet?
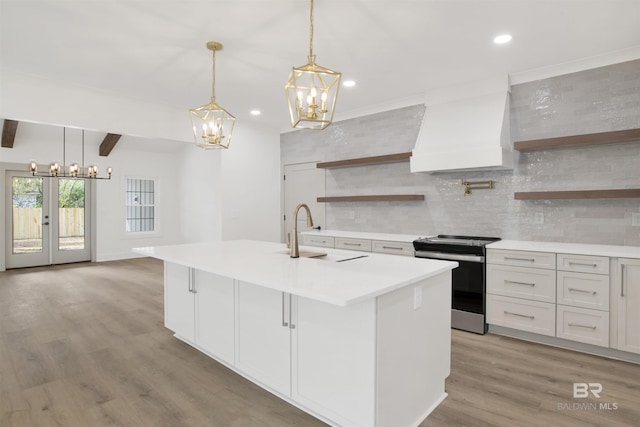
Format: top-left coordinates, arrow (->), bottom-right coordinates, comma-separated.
290,203 -> 314,258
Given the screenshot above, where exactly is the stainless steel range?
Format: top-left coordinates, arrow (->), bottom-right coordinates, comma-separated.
413,235 -> 500,334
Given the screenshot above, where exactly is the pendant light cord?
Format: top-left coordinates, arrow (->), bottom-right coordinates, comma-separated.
211,47 -> 216,103
309,0 -> 314,61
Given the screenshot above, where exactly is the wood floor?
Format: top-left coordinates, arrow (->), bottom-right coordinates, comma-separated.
1,258 -> 638,427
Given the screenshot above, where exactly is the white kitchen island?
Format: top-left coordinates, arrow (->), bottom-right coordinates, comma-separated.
133,240 -> 457,427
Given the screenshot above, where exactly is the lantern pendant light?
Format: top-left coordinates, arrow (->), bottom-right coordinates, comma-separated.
190,41 -> 236,149
285,0 -> 341,130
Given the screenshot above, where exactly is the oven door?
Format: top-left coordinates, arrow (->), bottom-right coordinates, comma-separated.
415,250 -> 486,333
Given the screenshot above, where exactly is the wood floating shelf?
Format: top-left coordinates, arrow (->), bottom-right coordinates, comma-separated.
515,189 -> 640,200
316,152 -> 412,169
514,128 -> 640,151
317,195 -> 424,203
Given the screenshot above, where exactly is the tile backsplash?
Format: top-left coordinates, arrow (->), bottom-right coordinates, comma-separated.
281,59 -> 640,246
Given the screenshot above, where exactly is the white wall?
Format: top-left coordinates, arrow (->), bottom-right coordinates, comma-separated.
220,122 -> 281,243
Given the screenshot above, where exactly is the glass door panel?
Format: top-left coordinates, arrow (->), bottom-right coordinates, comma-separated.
52,178 -> 90,264
57,179 -> 85,251
5,172 -> 50,268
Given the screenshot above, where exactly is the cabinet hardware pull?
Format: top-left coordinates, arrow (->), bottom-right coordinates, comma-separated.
311,239 -> 326,244
281,292 -> 288,327
568,261 -> 598,268
568,323 -> 597,330
289,294 -> 295,329
568,287 -> 597,295
621,264 -> 626,297
344,242 -> 362,246
382,246 -> 403,250
191,269 -> 197,294
505,280 -> 535,287
504,311 -> 534,320
504,257 -> 535,263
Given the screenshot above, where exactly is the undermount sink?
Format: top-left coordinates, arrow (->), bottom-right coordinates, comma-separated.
275,250 -> 368,262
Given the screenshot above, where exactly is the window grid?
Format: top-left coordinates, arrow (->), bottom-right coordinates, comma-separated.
125,178 -> 155,233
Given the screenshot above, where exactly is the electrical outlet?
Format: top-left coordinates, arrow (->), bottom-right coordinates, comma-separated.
632,213 -> 640,227
534,212 -> 544,225
413,286 -> 422,310
348,211 -> 355,220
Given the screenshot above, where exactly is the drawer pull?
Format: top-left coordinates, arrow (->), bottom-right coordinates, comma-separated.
504,310 -> 534,320
568,323 -> 597,330
568,287 -> 597,295
621,264 -> 626,297
343,242 -> 362,247
382,245 -> 403,250
504,256 -> 536,263
505,279 -> 535,287
568,261 -> 598,268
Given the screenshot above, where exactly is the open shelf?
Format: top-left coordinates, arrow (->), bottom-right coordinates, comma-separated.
316,152 -> 412,169
514,128 -> 640,151
514,189 -> 640,200
317,195 -> 424,203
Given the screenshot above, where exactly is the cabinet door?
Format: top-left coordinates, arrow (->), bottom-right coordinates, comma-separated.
617,259 -> 640,354
164,262 -> 195,342
195,271 -> 235,365
292,296 -> 376,427
235,281 -> 291,396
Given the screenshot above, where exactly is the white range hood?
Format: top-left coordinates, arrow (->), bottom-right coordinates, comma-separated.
410,77 -> 513,173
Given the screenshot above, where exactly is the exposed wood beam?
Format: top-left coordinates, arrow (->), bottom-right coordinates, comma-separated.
99,133 -> 121,156
1,120 -> 19,148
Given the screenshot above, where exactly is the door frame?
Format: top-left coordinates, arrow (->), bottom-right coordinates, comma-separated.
0,166 -> 97,272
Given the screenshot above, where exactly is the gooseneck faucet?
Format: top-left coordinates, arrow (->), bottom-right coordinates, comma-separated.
290,203 -> 314,258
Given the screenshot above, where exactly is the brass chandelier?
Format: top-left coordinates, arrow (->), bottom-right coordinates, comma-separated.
190,41 -> 236,149
29,128 -> 112,180
285,0 -> 341,130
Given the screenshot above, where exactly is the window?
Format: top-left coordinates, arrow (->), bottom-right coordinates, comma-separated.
125,178 -> 155,233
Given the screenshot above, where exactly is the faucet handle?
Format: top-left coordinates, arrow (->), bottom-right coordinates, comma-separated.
286,232 -> 291,248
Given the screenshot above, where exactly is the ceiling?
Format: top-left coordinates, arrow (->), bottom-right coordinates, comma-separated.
2,0 -> 640,135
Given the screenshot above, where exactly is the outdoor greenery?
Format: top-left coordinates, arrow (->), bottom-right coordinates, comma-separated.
12,177 -> 84,208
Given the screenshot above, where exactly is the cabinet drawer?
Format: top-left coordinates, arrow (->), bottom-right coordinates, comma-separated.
487,249 -> 555,270
371,240 -> 414,257
557,253 -> 609,275
335,237 -> 372,252
556,305 -> 609,347
303,235 -> 335,248
487,295 -> 555,337
487,264 -> 556,303
557,271 -> 609,311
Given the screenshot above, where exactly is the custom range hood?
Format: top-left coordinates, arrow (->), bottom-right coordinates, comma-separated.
410,76 -> 513,173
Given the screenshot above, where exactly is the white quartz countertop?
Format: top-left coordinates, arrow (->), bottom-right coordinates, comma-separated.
301,230 -> 423,243
134,240 -> 456,306
488,240 -> 640,259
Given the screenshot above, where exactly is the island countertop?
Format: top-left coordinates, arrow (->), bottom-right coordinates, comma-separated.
133,239 -> 457,306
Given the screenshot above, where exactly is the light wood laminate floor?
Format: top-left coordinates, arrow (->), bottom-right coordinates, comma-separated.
1,258 -> 638,426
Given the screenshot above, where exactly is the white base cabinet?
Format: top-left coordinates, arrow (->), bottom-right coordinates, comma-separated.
164,261 -> 451,427
616,258 -> 640,354
164,262 -> 195,342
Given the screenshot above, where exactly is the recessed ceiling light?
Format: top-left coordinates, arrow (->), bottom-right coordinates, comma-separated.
250,109 -> 261,116
493,34 -> 512,44
343,80 -> 356,88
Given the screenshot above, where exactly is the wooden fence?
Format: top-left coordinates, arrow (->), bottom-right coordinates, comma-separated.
12,208 -> 85,239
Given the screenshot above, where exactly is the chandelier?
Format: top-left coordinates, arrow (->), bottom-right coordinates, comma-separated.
285,0 -> 341,130
190,41 -> 236,149
29,128 -> 112,180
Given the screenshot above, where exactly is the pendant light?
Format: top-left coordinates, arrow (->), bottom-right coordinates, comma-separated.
285,0 -> 341,130
29,128 -> 112,180
190,41 -> 236,149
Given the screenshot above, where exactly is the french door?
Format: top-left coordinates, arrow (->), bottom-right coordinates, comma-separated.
5,171 -> 91,269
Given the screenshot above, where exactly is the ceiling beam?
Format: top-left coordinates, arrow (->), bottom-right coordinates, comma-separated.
1,120 -> 19,148
99,133 -> 121,156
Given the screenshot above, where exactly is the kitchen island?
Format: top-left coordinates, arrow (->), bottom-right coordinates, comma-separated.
134,240 -> 457,427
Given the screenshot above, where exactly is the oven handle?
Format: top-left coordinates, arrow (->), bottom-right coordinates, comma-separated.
415,251 -> 484,263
